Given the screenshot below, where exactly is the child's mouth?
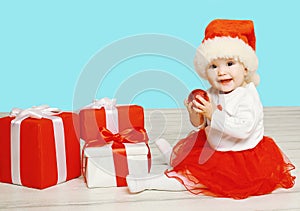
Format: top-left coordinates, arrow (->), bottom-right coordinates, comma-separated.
220,79 -> 232,85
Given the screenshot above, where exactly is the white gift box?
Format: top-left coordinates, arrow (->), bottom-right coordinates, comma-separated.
81,140 -> 151,188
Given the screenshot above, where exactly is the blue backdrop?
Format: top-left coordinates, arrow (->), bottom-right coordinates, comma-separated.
1,0 -> 300,111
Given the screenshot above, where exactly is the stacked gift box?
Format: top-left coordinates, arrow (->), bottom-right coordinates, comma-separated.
0,99 -> 151,189
80,98 -> 151,188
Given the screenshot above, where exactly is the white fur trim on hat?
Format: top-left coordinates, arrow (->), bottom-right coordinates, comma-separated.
194,36 -> 259,81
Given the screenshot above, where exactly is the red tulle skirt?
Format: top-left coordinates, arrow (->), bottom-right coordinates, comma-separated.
165,129 -> 295,199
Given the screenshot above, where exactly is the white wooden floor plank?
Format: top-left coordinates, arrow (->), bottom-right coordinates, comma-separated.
0,106 -> 299,210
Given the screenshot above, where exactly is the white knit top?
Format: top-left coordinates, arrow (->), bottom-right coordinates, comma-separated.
205,82 -> 264,151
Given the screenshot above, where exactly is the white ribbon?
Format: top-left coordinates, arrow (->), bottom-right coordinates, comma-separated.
83,98 -> 119,134
10,105 -> 67,185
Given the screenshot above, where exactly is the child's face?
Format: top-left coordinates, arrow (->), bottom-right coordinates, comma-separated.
205,58 -> 248,93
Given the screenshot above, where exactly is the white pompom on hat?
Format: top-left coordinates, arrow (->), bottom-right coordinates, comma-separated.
194,19 -> 260,86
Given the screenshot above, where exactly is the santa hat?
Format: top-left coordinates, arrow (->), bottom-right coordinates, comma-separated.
194,19 -> 260,85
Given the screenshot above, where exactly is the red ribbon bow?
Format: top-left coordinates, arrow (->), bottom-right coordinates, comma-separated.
82,127 -> 151,187
98,126 -> 149,145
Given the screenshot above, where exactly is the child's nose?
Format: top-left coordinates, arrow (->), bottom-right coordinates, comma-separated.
217,66 -> 227,75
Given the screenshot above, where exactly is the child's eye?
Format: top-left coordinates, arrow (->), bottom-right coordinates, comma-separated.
209,64 -> 217,69
227,61 -> 234,66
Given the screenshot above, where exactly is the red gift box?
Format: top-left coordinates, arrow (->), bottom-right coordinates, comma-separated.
0,106 -> 81,189
79,99 -> 145,142
79,99 -> 151,187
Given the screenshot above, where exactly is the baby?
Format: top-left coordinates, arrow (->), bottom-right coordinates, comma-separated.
127,19 -> 295,199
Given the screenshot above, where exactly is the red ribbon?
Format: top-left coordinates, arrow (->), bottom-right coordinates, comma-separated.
82,127 -> 151,187
98,126 -> 148,144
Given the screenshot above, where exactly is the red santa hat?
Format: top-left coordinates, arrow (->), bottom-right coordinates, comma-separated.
194,19 -> 260,85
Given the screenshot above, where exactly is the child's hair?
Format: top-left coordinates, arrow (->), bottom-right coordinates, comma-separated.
245,69 -> 260,85
194,19 -> 260,86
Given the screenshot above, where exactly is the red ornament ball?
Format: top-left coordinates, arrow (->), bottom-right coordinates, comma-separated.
188,89 -> 209,105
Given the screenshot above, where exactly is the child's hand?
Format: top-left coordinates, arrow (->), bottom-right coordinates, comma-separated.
184,99 -> 196,114
184,99 -> 205,127
192,95 -> 214,121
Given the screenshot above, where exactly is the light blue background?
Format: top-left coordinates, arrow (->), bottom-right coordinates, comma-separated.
1,0 -> 300,111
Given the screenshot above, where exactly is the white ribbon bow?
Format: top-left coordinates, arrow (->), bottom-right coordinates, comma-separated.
83,98 -> 117,110
10,105 -> 61,120
10,105 -> 67,186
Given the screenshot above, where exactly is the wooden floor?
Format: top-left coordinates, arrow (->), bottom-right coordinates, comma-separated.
0,107 -> 299,211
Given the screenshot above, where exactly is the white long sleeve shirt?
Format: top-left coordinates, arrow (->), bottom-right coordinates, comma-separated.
205,82 -> 264,151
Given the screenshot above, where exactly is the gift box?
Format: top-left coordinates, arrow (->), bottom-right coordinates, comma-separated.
0,105 -> 81,189
79,98 -> 151,187
79,98 -> 145,142
82,136 -> 151,188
